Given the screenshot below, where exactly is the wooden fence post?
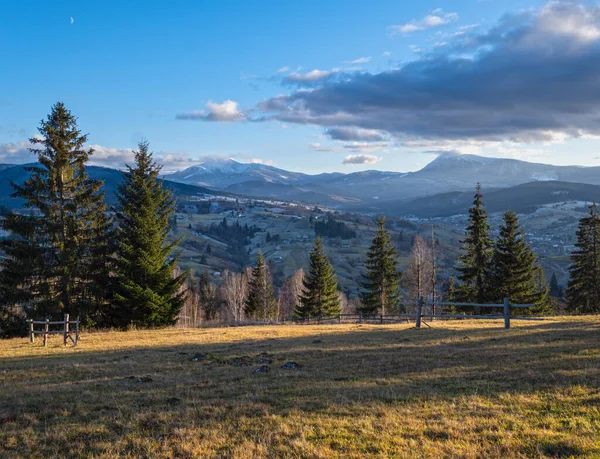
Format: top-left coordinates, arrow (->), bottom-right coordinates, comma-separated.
503,298 -> 510,329
338,314 -> 341,324
29,319 -> 34,343
43,318 -> 49,347
63,313 -> 69,345
75,317 -> 79,346
416,297 -> 423,329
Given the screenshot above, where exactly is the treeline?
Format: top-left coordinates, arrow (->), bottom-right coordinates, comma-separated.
314,215 -> 357,240
449,185 -> 551,314
180,218 -> 402,323
0,103 -> 186,336
448,184 -> 600,314
194,184 -> 579,325
204,218 -> 258,267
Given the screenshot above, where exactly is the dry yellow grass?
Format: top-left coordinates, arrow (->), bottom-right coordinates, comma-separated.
1,317 -> 599,458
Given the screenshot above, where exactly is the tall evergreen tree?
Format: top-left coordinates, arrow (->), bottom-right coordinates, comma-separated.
566,203 -> 600,313
359,216 -> 402,315
454,184 -> 493,304
296,237 -> 340,317
245,252 -> 276,320
489,210 -> 550,313
0,102 -> 113,323
114,141 -> 186,327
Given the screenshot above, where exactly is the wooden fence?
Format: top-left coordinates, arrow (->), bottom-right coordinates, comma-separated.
293,298 -> 537,329
28,314 -> 80,346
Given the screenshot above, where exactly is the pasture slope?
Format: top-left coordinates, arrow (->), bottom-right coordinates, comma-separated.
0,318 -> 599,458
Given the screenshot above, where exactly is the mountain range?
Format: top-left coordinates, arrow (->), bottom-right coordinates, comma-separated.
1,153 -> 600,217
0,164 -> 217,209
163,152 -> 600,212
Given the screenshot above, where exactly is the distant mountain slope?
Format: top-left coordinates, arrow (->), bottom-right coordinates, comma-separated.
165,154 -> 600,206
0,164 -> 219,209
224,180 -> 362,205
364,181 -> 600,217
165,158 -> 309,188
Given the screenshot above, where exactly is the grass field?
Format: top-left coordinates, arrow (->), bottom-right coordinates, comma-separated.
1,318 -> 599,458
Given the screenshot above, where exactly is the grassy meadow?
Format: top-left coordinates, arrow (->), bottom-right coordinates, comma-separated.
1,317 -> 599,458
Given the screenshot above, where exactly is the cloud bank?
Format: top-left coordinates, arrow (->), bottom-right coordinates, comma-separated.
194,1 -> 600,155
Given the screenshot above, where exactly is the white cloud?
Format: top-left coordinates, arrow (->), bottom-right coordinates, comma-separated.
277,66 -> 290,73
244,157 -> 274,165
382,51 -> 392,57
391,9 -> 459,34
534,1 -> 600,43
343,56 -> 372,65
343,154 -> 382,165
284,68 -> 340,84
0,140 -> 36,164
176,100 -> 246,122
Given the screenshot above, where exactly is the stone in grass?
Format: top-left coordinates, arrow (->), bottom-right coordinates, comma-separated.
230,356 -> 252,367
257,357 -> 272,365
137,376 -> 153,383
281,361 -> 300,369
191,353 -> 206,361
253,365 -> 270,374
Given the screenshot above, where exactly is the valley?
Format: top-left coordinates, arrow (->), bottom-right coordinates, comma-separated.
0,152 -> 596,295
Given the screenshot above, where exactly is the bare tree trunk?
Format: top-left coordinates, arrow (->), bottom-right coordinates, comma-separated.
221,270 -> 248,323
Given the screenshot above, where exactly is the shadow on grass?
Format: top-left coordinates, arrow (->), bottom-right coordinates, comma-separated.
0,319 -> 598,456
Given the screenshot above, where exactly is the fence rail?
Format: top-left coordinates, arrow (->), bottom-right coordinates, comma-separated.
292,298 -> 537,329
28,314 -> 80,346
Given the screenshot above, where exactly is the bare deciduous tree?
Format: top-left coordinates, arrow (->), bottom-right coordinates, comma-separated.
277,268 -> 304,319
221,270 -> 248,323
403,235 -> 434,304
176,269 -> 202,328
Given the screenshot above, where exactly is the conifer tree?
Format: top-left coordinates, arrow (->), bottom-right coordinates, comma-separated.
454,184 -> 493,304
489,210 -> 550,313
114,141 -> 186,327
359,216 -> 402,315
0,102 -> 113,323
296,237 -> 340,317
566,203 -> 600,313
245,252 -> 276,320
549,273 -> 562,299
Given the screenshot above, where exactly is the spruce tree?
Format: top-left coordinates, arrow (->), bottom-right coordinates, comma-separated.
0,102 -> 113,323
566,203 -> 600,313
296,237 -> 340,317
245,252 -> 276,320
549,273 -> 562,299
359,216 -> 402,315
454,184 -> 493,304
489,210 -> 550,313
114,141 -> 187,327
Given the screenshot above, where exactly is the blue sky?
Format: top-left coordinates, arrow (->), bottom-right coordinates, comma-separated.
2,0 -> 600,173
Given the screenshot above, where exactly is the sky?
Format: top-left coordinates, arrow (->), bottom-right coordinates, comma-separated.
2,0 -> 600,174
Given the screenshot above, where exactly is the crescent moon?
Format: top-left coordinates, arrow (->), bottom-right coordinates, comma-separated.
70,17 -> 74,24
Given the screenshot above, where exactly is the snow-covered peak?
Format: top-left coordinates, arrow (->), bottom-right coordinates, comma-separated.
422,152 -> 498,172
182,158 -> 262,175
